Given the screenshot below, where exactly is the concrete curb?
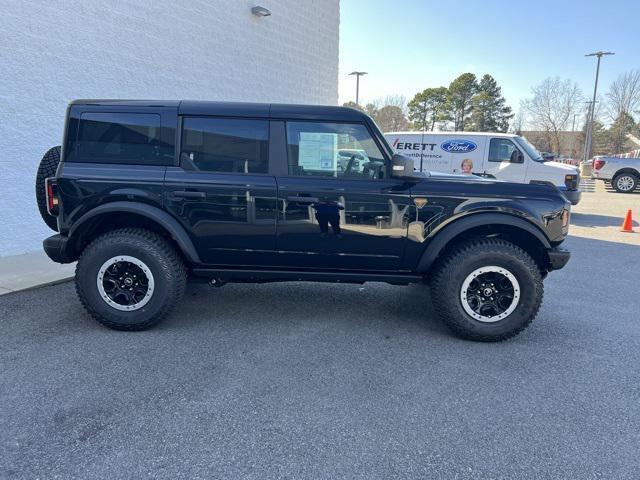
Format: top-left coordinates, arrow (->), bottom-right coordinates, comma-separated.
0,276 -> 74,296
0,252 -> 76,296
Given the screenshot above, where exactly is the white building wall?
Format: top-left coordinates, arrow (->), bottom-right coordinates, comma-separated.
0,0 -> 339,256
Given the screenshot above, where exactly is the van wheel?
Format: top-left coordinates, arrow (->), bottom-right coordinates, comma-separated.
612,173 -> 638,193
75,228 -> 186,331
430,238 -> 543,342
35,146 -> 62,231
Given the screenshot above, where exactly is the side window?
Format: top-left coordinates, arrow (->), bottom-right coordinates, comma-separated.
285,122 -> 386,179
181,117 -> 268,174
489,138 -> 522,163
71,112 -> 172,165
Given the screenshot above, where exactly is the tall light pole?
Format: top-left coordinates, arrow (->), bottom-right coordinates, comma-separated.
349,71 -> 367,106
583,51 -> 614,162
579,101 -> 595,160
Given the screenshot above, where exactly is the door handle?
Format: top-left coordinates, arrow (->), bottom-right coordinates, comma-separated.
287,195 -> 319,203
171,190 -> 206,199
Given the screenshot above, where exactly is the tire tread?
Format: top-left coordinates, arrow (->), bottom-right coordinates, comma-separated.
430,237 -> 543,342
75,228 -> 186,331
35,146 -> 62,231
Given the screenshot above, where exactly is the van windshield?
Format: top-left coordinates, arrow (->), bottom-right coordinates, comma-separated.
514,136 -> 545,162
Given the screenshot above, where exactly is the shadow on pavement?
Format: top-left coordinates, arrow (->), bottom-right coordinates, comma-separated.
603,184 -> 640,195
174,279 -> 451,338
571,212 -> 638,228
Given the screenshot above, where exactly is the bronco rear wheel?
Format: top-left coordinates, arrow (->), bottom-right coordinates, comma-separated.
35,146 -> 62,231
430,238 -> 543,342
75,228 -> 186,331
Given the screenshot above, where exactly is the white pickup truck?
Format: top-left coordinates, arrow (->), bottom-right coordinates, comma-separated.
591,156 -> 640,193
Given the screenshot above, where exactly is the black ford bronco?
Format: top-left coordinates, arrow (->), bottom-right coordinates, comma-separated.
37,100 -> 570,341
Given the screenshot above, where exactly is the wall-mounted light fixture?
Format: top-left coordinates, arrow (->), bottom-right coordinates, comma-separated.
251,6 -> 271,16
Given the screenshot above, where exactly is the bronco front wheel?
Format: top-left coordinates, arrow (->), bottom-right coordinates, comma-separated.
430,238 -> 543,342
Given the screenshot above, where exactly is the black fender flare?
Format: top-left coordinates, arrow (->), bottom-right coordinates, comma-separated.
416,212 -> 551,273
69,201 -> 201,263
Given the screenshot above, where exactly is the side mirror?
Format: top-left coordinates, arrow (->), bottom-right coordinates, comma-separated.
510,150 -> 524,164
391,154 -> 415,178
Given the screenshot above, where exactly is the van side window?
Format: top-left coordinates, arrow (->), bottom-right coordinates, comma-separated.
181,117 -> 268,174
70,112 -> 173,165
285,122 -> 386,179
489,138 -> 521,163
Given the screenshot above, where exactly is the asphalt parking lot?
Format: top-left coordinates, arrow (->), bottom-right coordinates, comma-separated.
2,182 -> 639,479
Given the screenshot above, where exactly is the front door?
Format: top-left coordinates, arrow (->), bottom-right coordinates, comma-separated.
275,121 -> 411,270
164,116 -> 278,266
484,137 -> 527,182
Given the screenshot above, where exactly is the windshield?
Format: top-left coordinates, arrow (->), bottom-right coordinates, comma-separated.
514,136 -> 544,162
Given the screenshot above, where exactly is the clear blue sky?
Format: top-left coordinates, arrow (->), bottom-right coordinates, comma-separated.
339,0 -> 640,113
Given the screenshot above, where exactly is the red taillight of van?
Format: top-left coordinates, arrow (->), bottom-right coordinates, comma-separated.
45,178 -> 59,215
593,159 -> 606,170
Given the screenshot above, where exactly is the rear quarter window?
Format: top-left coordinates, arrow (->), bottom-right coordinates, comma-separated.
67,112 -> 173,165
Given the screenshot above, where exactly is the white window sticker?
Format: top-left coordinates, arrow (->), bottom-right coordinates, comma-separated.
298,132 -> 338,171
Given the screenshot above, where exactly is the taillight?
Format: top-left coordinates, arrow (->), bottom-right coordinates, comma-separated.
593,159 -> 606,170
45,178 -> 59,215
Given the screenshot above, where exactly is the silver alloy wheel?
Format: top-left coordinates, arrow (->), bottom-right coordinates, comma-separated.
616,175 -> 635,192
97,255 -> 155,311
460,266 -> 520,323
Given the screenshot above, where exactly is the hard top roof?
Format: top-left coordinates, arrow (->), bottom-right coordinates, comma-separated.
70,100 -> 367,121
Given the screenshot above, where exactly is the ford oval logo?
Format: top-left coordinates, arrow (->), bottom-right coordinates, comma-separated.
441,140 -> 477,153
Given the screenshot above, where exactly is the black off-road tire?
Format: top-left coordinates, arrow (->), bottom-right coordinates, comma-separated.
35,146 -> 62,231
75,228 -> 187,331
430,238 -> 543,342
612,173 -> 638,193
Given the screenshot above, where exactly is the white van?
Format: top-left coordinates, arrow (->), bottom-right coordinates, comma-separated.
384,131 -> 581,204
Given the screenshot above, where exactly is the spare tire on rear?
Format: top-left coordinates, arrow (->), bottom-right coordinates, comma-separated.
35,146 -> 62,231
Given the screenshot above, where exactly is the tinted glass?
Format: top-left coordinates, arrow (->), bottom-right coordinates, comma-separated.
489,138 -> 519,163
181,117 -> 268,174
286,122 -> 386,179
72,112 -> 171,164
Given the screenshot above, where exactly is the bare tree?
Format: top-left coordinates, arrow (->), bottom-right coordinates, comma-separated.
606,70 -> 640,120
375,105 -> 409,132
380,95 -> 408,114
522,77 -> 584,154
510,108 -> 526,134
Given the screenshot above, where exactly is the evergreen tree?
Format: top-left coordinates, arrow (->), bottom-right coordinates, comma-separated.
469,75 -> 514,132
578,120 -> 609,157
447,73 -> 478,131
608,111 -> 636,154
407,87 -> 448,131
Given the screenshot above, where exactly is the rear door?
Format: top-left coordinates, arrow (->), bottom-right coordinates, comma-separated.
274,120 -> 412,270
164,116 -> 278,266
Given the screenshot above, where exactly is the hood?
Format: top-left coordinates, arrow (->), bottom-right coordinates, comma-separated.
425,170 -> 495,182
544,161 -> 579,173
